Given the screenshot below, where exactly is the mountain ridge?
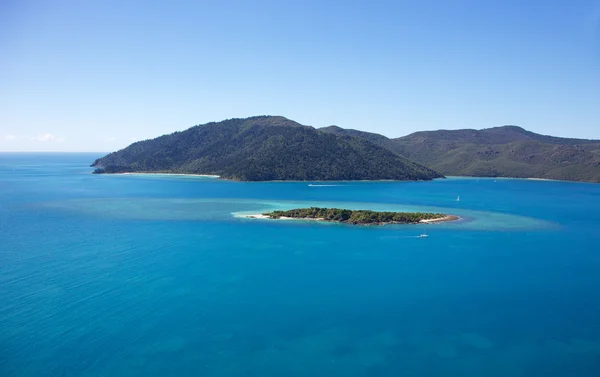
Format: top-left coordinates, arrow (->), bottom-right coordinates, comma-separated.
398,125 -> 600,146
93,116 -> 600,183
320,125 -> 600,182
92,116 -> 442,181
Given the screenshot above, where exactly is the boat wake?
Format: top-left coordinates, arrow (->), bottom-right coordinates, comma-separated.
378,235 -> 430,239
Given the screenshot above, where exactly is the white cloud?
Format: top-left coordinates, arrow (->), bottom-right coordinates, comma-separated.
3,134 -> 17,141
36,133 -> 65,142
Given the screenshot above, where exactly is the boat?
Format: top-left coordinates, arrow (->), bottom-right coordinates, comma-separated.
456,196 -> 460,202
418,229 -> 428,238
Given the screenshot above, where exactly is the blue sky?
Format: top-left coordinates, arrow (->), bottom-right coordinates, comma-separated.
1,0 -> 599,151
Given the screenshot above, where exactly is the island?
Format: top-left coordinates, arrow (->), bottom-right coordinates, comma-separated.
91,115 -> 600,183
90,116 -> 443,181
246,207 -> 459,225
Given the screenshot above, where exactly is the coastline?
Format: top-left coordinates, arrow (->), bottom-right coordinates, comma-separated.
419,215 -> 460,223
116,172 -> 220,178
96,172 -> 435,182
245,214 -> 325,221
243,213 -> 459,225
448,176 -> 598,184
99,173 -> 430,182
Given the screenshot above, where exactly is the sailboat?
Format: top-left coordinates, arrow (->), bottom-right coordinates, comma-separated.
418,229 -> 428,238
456,196 -> 460,202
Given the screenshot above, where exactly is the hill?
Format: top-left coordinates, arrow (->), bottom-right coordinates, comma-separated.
393,127 -> 600,182
320,125 -> 600,183
91,116 -> 442,181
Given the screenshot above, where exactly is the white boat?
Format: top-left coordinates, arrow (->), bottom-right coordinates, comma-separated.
418,230 -> 428,238
456,196 -> 460,201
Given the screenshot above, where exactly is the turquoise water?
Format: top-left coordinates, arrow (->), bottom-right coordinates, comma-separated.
1,153 -> 600,376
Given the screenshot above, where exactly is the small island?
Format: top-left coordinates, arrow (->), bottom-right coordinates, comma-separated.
247,207 -> 458,225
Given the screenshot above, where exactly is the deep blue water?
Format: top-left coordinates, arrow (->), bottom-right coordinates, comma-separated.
1,153 -> 600,376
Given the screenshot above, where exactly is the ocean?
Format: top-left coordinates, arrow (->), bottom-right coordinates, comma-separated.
1,153 -> 600,376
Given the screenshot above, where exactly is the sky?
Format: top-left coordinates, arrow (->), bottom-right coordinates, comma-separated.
1,0 -> 599,152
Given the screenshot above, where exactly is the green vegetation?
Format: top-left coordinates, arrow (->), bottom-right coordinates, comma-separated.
91,116 -> 442,181
263,207 -> 447,225
92,115 -> 600,183
321,125 -> 600,183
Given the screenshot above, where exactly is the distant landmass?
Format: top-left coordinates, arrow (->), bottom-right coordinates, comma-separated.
91,116 -> 442,181
321,125 -> 600,183
93,116 -> 600,183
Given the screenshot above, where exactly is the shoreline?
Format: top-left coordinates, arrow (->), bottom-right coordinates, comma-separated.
116,172 -> 220,178
243,213 -> 460,225
95,172 -> 435,182
419,215 -> 460,223
95,172 -> 597,184
244,214 -> 325,221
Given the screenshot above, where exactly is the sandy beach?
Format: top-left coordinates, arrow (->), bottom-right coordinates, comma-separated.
420,215 -> 460,223
118,172 -> 220,178
245,213 -> 459,224
244,214 -> 325,221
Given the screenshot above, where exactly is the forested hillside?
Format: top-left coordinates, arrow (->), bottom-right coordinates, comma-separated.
321,125 -> 600,182
92,116 -> 442,181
